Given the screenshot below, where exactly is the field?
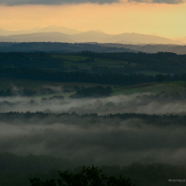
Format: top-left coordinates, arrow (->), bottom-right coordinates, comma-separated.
51,54 -> 137,72
112,81 -> 186,95
49,52 -> 186,75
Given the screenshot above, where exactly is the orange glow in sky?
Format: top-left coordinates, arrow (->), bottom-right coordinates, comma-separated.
0,2 -> 186,38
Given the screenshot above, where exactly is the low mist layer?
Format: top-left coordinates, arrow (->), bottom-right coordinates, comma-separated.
1,112 -> 186,165
0,92 -> 186,115
0,91 -> 185,166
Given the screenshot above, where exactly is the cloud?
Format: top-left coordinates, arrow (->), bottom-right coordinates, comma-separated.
0,0 -> 119,6
1,93 -> 186,114
128,0 -> 184,4
0,0 -> 185,5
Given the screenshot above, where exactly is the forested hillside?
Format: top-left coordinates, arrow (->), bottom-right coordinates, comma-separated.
0,51 -> 186,74
0,50 -> 186,186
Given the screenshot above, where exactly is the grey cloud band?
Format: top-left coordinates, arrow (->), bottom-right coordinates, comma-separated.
129,0 -> 184,4
0,0 -> 184,5
0,0 -> 118,6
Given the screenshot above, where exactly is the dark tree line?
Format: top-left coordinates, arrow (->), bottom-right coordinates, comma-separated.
77,51 -> 186,73
30,166 -> 135,186
0,87 -> 61,97
0,152 -> 185,186
0,67 -> 186,85
70,86 -> 112,98
1,51 -> 186,74
0,112 -> 186,127
0,52 -> 64,70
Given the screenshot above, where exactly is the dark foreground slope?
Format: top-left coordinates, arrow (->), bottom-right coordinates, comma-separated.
1,153 -> 185,186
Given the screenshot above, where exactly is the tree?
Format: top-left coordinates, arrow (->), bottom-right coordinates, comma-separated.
30,166 -> 135,186
155,74 -> 166,83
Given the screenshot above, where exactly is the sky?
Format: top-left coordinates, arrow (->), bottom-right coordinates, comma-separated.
0,0 -> 186,38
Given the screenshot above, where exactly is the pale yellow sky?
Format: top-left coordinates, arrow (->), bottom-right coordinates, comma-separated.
0,2 -> 186,38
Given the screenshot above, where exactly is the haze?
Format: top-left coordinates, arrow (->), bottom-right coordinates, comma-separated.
1,1 -> 186,40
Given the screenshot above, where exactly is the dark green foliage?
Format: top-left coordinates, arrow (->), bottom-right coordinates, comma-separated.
0,152 -> 186,186
0,87 -> 62,97
70,86 -> 113,98
1,51 -> 186,76
0,67 -> 186,86
70,65 -> 79,70
0,88 -> 37,97
155,74 -> 166,83
91,66 -> 110,74
0,68 -> 156,86
39,88 -> 56,95
0,51 -> 186,85
79,51 -> 186,74
48,96 -> 64,100
2,111 -> 186,126
30,166 -> 135,186
0,152 -> 72,175
30,178 -> 56,186
78,57 -> 95,63
0,52 -> 64,70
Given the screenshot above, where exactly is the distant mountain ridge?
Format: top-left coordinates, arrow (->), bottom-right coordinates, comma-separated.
1,42 -> 186,54
0,32 -> 74,43
0,26 -> 80,36
0,27 -> 184,45
0,42 -> 134,53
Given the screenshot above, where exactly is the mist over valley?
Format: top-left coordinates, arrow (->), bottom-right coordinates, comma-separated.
0,50 -> 186,185
0,83 -> 186,165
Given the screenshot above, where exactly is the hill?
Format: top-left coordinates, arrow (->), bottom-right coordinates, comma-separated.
2,42 -> 186,54
112,81 -> 186,96
0,26 -> 80,36
0,31 -> 182,45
